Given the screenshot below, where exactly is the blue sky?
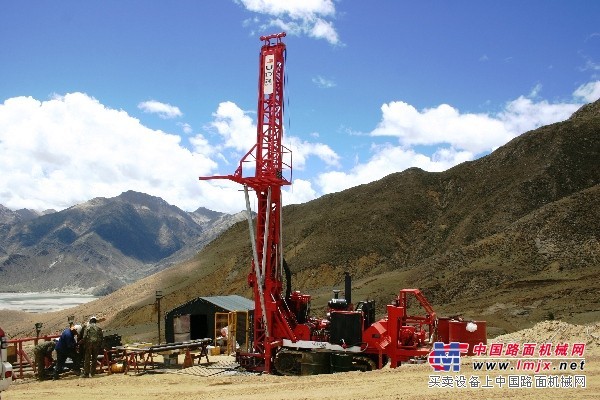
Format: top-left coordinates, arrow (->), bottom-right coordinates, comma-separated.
1,1 -> 599,213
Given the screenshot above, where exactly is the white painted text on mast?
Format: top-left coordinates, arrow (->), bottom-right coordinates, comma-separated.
263,54 -> 274,95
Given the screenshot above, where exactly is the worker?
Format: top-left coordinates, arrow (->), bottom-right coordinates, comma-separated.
73,324 -> 83,372
81,316 -> 103,378
53,324 -> 80,380
76,321 -> 88,372
215,326 -> 228,349
33,340 -> 55,381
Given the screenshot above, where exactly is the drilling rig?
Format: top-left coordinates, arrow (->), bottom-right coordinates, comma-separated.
200,32 -> 486,375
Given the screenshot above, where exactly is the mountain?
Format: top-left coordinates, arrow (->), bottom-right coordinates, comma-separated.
0,206 -> 56,226
0,191 -> 245,295
0,205 -> 24,226
1,99 -> 599,340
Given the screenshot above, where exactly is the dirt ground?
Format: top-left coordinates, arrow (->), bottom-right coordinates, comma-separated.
4,320 -> 599,399
3,351 -> 597,400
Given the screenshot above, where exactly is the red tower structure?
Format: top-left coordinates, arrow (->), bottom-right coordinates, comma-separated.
200,32 -> 487,376
200,32 -> 293,372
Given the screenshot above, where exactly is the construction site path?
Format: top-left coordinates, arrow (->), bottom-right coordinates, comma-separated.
4,350 -> 598,400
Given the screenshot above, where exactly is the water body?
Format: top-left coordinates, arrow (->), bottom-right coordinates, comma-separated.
0,292 -> 98,313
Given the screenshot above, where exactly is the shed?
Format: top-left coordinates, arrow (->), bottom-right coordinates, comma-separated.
164,295 -> 254,345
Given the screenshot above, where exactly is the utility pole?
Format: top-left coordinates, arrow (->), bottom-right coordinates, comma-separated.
155,290 -> 163,344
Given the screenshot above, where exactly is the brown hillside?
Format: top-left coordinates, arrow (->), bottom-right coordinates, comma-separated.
1,100 -> 599,342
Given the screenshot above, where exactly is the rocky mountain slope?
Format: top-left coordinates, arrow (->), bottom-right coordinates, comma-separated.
0,191 -> 245,294
1,99 -> 599,341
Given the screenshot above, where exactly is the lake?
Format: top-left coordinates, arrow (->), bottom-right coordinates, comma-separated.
0,292 -> 98,313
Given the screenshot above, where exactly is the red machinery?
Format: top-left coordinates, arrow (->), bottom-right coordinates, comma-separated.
200,32 -> 293,372
200,33 -> 485,374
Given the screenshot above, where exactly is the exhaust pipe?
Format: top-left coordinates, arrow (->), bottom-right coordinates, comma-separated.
344,272 -> 352,305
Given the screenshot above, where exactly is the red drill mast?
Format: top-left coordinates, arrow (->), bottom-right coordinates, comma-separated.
200,32 -> 292,372
200,32 -> 487,376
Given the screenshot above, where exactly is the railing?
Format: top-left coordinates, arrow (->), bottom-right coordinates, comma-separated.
103,338 -> 213,373
7,336 -> 213,379
7,335 -> 60,379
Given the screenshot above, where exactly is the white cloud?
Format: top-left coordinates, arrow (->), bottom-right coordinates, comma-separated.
573,81 -> 600,102
369,89 -> 583,155
309,18 -> 339,44
209,101 -> 256,151
283,178 -> 317,205
313,83 -> 595,197
206,101 -> 339,171
189,133 -> 212,154
586,33 -> 600,41
138,100 -> 183,119
312,75 -> 336,88
498,96 -> 579,136
2,80 -> 597,215
184,100 -> 341,208
178,122 -> 193,134
286,136 -> 340,170
0,93 -> 343,213
0,93 -> 222,212
235,0 -> 340,45
529,83 -> 542,98
315,145 -> 471,195
582,59 -> 600,72
237,0 -> 335,19
370,101 -> 511,154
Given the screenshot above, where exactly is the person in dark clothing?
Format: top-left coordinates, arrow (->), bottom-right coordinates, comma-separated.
81,316 -> 103,378
52,325 -> 79,380
33,340 -> 55,381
